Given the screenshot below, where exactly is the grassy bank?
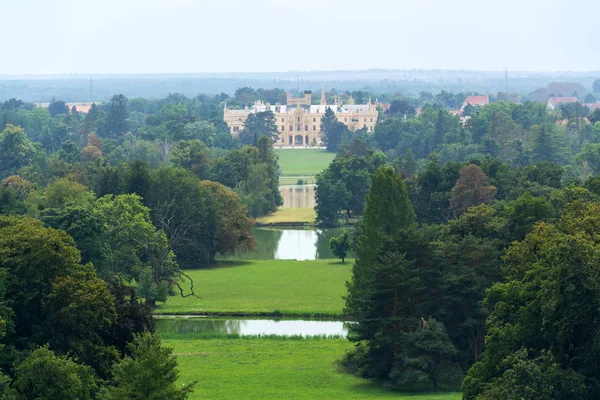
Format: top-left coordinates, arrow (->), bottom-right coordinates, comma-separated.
276,148 -> 335,177
157,259 -> 350,316
254,207 -> 316,225
164,337 -> 460,400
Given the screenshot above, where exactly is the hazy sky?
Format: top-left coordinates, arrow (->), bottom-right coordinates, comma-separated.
1,0 -> 597,74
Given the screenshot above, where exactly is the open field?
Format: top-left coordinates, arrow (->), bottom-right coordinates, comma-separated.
255,207 -> 316,225
157,259 -> 350,316
164,337 -> 460,400
276,148 -> 336,177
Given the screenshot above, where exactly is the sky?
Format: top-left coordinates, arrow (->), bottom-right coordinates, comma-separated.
0,0 -> 597,75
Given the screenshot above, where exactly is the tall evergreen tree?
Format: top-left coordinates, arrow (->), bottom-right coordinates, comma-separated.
531,123 -> 566,164
105,95 -> 129,139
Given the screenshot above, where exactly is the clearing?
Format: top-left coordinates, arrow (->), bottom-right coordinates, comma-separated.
157,259 -> 351,316
164,337 -> 461,400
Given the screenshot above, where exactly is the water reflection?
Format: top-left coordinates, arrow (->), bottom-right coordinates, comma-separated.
156,318 -> 348,337
279,184 -> 315,209
223,228 -> 355,260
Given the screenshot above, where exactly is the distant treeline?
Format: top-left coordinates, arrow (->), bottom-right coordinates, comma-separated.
1,70 -> 598,102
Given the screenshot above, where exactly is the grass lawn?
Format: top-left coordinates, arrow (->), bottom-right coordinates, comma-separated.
157,259 -> 350,316
164,337 -> 461,400
255,207 -> 316,225
276,148 -> 336,177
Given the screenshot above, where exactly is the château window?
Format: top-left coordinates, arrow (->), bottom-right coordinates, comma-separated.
282,125 -> 285,131
297,117 -> 300,122
281,118 -> 284,122
313,126 -> 316,131
344,118 -> 347,122
304,125 -> 308,131
364,118 -> 367,122
370,118 -> 373,122
289,125 -> 293,131
313,118 -> 316,122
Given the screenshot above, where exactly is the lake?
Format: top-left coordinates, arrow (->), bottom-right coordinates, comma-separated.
156,317 -> 349,337
222,227 -> 354,260
279,184 -> 315,209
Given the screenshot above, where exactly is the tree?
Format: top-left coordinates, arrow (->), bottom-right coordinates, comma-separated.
48,100 -> 69,117
98,333 -> 196,400
0,216 -> 118,377
95,194 -> 179,303
200,180 -> 255,260
42,177 -> 94,209
0,124 -> 36,179
450,164 -> 496,216
386,100 -> 416,118
13,346 -> 97,400
531,123 -> 566,164
320,107 -> 342,152
105,94 -> 129,139
593,79 -> 600,93
239,111 -> 277,146
314,172 -> 349,226
584,93 -> 596,104
342,166 -> 445,386
463,203 -> 600,398
329,230 -> 351,263
589,109 -> 600,125
170,140 -> 210,179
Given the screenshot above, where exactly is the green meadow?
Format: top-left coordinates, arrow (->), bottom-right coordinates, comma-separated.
163,336 -> 461,400
275,148 -> 336,177
157,259 -> 351,316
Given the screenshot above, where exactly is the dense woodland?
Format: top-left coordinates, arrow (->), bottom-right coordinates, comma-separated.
0,93 -> 282,398
2,85 -> 600,398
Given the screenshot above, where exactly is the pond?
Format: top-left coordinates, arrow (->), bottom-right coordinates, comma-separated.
279,184 -> 315,209
222,227 -> 354,260
156,317 -> 349,337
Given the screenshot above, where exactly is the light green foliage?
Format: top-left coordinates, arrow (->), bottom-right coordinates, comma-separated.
95,194 -> 177,302
14,347 -> 97,400
162,337 -> 461,400
42,177 -> 94,209
0,124 -> 36,179
157,260 -> 350,316
99,333 -> 195,400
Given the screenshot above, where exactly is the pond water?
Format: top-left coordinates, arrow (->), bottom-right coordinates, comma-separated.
223,227 -> 354,260
279,184 -> 315,209
156,318 -> 349,337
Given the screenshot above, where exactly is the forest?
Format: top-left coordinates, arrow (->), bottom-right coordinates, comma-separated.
2,85 -> 600,398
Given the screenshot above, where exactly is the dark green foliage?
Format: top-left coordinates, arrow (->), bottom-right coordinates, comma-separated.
13,346 -> 97,400
343,166 -> 460,387
321,106 -> 350,152
329,230 -> 351,263
315,141 -> 386,226
239,111 -> 277,146
463,202 -> 600,399
103,94 -> 129,139
98,333 -> 195,400
531,123 -> 566,164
